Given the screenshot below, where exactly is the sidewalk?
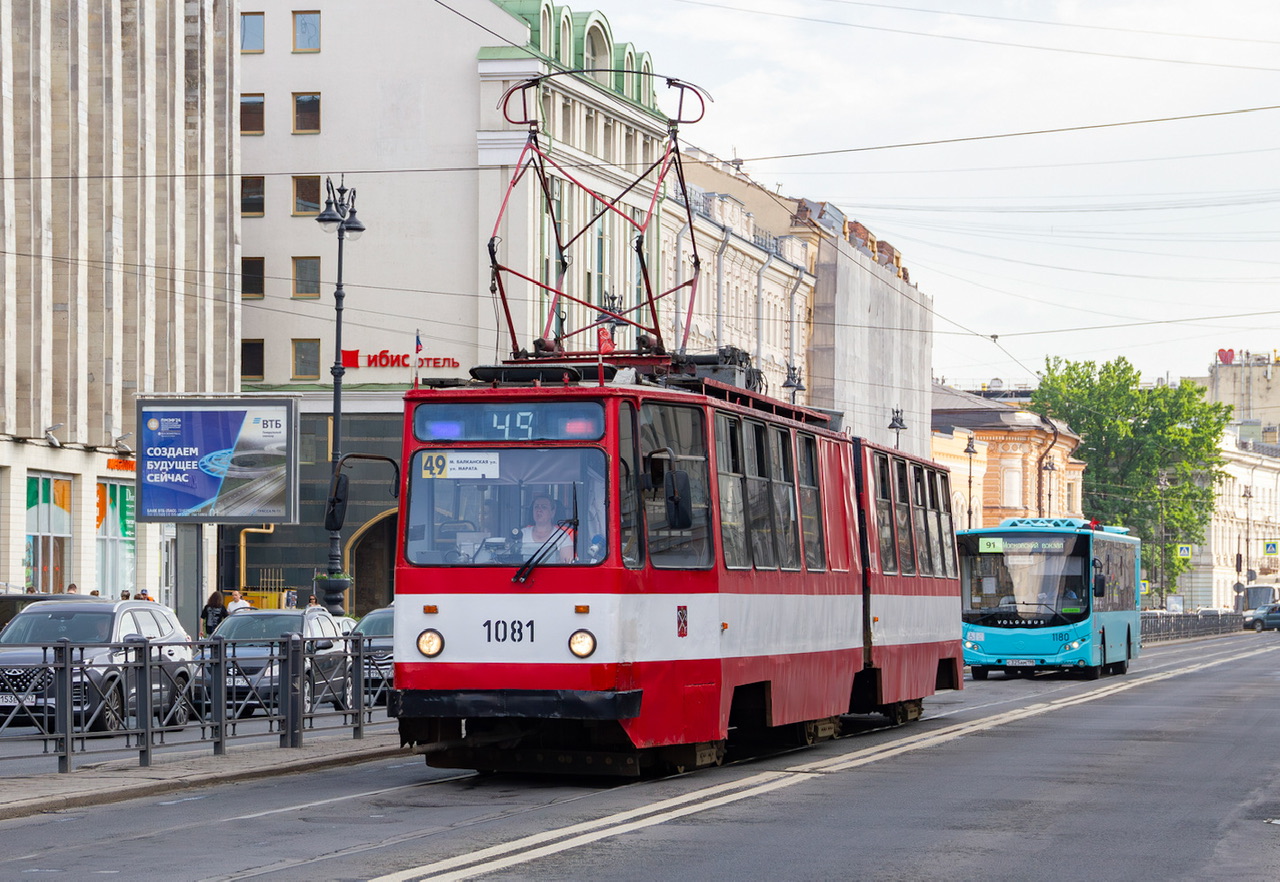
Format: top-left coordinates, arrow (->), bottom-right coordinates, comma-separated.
0,729 -> 407,821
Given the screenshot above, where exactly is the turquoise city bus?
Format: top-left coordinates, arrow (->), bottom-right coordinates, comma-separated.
957,518 -> 1140,680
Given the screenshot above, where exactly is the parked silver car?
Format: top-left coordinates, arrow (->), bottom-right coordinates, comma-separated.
0,599 -> 194,732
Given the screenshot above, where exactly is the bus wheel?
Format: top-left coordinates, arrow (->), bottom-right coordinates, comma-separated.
1082,665 -> 1102,680
971,666 -> 989,681
1108,658 -> 1129,675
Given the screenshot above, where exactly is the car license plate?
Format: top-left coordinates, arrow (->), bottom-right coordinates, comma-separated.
0,693 -> 18,705
1006,659 -> 1035,667
231,675 -> 251,687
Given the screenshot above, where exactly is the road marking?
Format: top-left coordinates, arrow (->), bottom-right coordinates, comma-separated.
228,775 -> 470,821
372,642 -> 1276,881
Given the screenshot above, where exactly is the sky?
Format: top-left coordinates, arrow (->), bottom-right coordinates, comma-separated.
579,0 -> 1280,389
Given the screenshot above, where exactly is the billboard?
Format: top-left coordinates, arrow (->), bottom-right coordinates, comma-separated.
136,397 -> 299,524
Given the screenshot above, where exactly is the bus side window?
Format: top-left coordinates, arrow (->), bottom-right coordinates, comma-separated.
745,420 -> 777,569
798,434 -> 826,571
716,413 -> 751,569
936,471 -> 958,578
911,464 -> 935,576
875,453 -> 898,574
639,403 -> 712,569
619,401 -> 644,568
772,427 -> 801,571
894,458 -> 917,575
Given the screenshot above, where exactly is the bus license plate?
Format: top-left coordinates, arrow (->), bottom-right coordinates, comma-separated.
1006,659 -> 1035,667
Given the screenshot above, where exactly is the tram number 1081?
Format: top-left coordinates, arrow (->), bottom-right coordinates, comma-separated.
482,619 -> 535,643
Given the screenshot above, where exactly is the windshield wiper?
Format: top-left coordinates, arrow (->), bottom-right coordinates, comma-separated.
512,485 -> 580,584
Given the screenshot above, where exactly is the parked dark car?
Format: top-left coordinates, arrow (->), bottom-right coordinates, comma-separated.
200,607 -> 351,717
0,592 -> 93,630
0,599 -> 194,732
1247,603 -> 1280,632
350,607 -> 393,705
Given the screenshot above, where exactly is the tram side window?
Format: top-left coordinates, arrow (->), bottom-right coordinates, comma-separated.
619,402 -> 644,568
744,421 -> 777,569
936,472 -> 958,578
911,465 -> 935,576
639,404 -> 712,569
715,413 -> 751,569
772,428 -> 801,570
798,434 -> 826,571
875,453 -> 898,574
894,459 -> 917,575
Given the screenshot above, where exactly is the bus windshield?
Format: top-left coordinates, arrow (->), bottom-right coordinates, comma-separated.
404,447 -> 607,567
958,532 -> 1090,627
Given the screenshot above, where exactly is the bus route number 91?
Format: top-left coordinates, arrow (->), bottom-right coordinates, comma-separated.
483,619 -> 534,644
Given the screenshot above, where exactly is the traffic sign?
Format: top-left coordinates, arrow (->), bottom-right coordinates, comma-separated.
1265,541 -> 1279,557
1176,544 -> 1192,559
1140,579 -> 1150,595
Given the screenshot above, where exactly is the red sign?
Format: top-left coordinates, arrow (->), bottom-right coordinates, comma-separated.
1218,348 -> 1235,365
597,326 -> 615,355
107,458 -> 136,472
340,349 -> 460,369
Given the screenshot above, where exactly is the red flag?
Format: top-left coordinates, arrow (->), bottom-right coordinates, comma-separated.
597,326 -> 615,354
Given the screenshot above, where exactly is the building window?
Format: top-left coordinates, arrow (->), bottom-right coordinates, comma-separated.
241,339 -> 265,380
241,176 -> 265,216
292,256 -> 321,298
1002,469 -> 1023,508
293,175 -> 321,214
242,257 -> 265,298
241,12 -> 264,53
25,474 -> 72,592
240,94 -> 264,134
97,482 -> 136,598
292,339 -> 321,380
293,92 -> 320,133
293,11 -> 320,52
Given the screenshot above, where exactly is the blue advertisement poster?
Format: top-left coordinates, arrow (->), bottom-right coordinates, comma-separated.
136,398 -> 299,523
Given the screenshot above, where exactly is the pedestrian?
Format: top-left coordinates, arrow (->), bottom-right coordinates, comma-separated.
120,590 -> 131,600
307,594 -> 321,607
67,583 -> 79,594
137,589 -> 154,601
226,589 -> 252,613
201,590 -> 226,636
24,586 -> 36,594
89,589 -> 100,596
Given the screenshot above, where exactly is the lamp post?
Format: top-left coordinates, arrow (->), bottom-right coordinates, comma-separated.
964,435 -> 977,529
315,176 -> 366,598
782,363 -> 805,405
888,408 -> 906,450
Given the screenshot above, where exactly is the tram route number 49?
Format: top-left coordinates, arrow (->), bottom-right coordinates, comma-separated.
483,619 -> 535,643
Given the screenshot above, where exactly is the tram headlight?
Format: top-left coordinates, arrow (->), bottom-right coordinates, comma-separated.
568,629 -> 597,659
417,629 -> 445,658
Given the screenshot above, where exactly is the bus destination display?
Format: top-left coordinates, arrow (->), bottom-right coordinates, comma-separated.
414,402 -> 604,442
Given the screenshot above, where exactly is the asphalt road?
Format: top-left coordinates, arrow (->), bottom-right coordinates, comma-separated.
3,633 -> 1279,881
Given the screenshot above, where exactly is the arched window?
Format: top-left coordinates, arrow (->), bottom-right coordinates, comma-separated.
540,8 -> 551,56
585,26 -> 609,84
560,19 -> 572,66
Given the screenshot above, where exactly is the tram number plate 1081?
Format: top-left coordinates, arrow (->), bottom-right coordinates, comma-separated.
482,619 -> 534,643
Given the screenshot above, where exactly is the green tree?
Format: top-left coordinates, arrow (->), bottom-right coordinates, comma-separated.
1032,356 -> 1232,606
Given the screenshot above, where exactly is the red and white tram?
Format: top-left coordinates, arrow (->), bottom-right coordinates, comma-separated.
389,364 -> 963,775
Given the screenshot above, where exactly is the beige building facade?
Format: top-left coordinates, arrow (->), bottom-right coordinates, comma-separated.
0,1 -> 239,598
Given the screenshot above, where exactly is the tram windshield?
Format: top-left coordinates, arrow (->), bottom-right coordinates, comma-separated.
958,532 -> 1090,627
404,447 -> 607,567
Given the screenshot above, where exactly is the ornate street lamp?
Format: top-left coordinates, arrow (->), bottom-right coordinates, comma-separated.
315,176 -> 366,613
964,435 -> 977,529
1042,459 -> 1057,517
782,363 -> 806,405
888,408 -> 907,450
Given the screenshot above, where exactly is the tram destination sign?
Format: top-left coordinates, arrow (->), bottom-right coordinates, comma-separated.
135,397 -> 300,524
